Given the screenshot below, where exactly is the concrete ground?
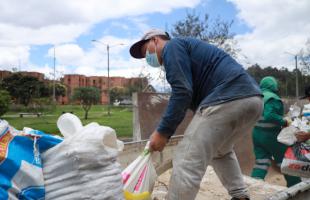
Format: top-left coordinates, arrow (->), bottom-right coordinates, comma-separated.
152,167 -> 286,200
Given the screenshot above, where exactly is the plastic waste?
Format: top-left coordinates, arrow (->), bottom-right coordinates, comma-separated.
300,117 -> 310,132
278,126 -> 298,146
57,113 -> 83,138
288,104 -> 301,119
281,142 -> 310,178
124,191 -> 151,200
122,142 -> 157,200
280,103 -> 310,177
302,104 -> 310,120
57,113 -> 124,151
0,120 -> 62,199
42,113 -> 124,200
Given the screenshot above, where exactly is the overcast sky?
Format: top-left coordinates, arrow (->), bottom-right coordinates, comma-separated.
0,0 -> 309,89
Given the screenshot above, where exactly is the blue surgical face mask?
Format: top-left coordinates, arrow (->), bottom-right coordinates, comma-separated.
145,43 -> 161,68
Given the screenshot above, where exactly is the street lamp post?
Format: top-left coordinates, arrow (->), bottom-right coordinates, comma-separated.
295,55 -> 298,99
53,46 -> 56,103
92,40 -> 124,116
107,44 -> 110,116
285,52 -> 299,101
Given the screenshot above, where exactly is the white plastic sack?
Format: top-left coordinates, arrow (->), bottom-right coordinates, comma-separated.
122,142 -> 157,200
42,113 -> 124,200
277,126 -> 298,146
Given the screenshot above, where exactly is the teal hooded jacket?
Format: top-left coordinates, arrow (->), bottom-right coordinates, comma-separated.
255,76 -> 286,131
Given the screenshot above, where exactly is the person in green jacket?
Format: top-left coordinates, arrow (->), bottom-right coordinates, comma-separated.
251,76 -> 301,187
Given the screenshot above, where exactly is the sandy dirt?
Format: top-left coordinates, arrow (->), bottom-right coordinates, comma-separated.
152,167 -> 286,200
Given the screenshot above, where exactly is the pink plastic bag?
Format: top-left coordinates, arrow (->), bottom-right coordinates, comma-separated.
122,142 -> 157,199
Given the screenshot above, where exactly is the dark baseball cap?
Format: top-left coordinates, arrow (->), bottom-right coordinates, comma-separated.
129,29 -> 170,59
300,86 -> 310,99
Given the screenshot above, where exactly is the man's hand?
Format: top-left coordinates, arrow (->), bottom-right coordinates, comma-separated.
149,131 -> 168,152
295,131 -> 310,142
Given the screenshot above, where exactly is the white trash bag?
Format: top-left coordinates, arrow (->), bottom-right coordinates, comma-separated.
122,142 -> 157,200
42,113 -> 124,200
278,126 -> 298,146
278,115 -> 310,146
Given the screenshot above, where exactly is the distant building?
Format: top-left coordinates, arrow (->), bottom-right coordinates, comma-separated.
61,74 -> 148,104
0,70 -> 12,80
0,70 -> 148,105
0,70 -> 45,81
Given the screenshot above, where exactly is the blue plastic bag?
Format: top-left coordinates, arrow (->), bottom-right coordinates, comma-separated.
0,120 -> 62,200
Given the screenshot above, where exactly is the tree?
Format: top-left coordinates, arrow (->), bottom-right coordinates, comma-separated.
55,83 -> 66,97
47,83 -> 66,98
72,87 -> 100,119
0,90 -> 11,117
246,64 -> 310,98
300,39 -> 310,75
110,87 -> 128,104
127,78 -> 148,94
171,11 -> 239,58
1,73 -> 48,106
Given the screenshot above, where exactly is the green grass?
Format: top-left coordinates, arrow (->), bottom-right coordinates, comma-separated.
2,105 -> 133,138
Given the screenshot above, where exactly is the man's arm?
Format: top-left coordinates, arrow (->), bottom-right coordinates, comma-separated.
295,131 -> 310,142
150,40 -> 193,151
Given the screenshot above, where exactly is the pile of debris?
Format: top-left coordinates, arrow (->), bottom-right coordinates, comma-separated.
152,167 -> 286,200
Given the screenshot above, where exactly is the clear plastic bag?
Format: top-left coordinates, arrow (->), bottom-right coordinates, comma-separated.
288,104 -> 301,119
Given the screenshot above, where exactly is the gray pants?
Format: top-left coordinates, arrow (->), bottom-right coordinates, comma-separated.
167,96 -> 263,200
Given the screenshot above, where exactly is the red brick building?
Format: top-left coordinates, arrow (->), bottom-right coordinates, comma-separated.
0,70 -> 147,105
61,74 -> 147,104
0,70 -> 12,80
0,70 -> 45,81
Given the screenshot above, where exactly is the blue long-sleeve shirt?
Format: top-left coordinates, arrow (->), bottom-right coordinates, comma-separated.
157,37 -> 261,137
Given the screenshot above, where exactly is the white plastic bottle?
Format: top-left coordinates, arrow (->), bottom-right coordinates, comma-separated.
57,113 -> 83,138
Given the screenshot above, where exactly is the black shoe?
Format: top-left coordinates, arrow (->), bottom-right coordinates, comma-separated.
231,198 -> 250,200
